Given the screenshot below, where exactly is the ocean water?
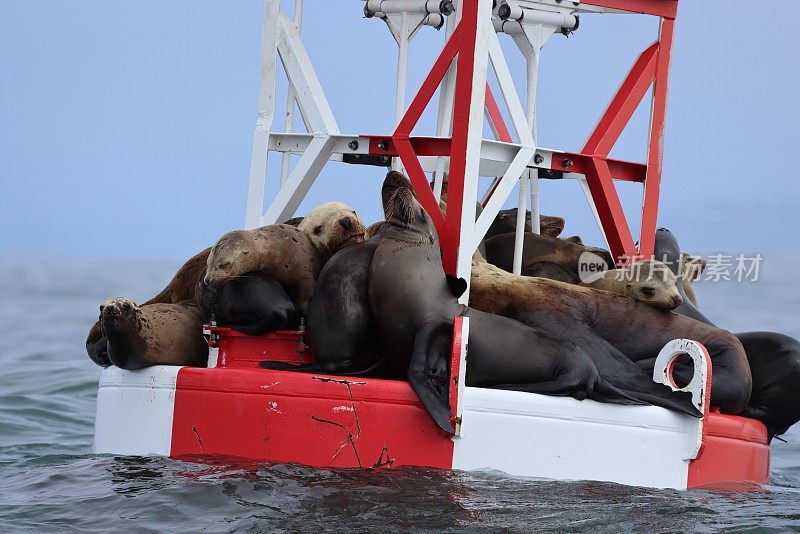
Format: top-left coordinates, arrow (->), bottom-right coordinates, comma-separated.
1,256 -> 799,533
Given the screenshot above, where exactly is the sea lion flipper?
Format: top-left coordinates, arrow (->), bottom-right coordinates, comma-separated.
86,321 -> 111,367
407,322 -> 454,434
587,379 -> 648,406
259,361 -> 323,372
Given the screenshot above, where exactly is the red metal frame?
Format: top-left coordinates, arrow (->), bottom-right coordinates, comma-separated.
373,1 -> 678,266
581,0 -> 678,19
575,17 -> 676,261
484,85 -> 513,143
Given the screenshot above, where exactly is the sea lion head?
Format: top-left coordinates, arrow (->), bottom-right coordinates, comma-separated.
204,230 -> 260,285
298,201 -> 366,258
653,227 -> 682,276
100,297 -> 144,333
620,259 -> 683,310
486,209 -> 565,240
681,252 -> 706,282
381,171 -> 437,239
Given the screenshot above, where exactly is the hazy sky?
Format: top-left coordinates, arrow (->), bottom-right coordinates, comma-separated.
2,1 -> 798,259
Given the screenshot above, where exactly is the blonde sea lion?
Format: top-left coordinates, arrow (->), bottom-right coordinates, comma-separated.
579,259 -> 683,310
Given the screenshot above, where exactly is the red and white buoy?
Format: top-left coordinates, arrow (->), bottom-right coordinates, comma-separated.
93,0 -> 771,489
94,322 -> 769,489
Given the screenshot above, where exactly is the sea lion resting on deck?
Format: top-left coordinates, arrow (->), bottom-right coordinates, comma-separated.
195,271 -> 300,335
204,201 -> 366,314
361,171 -> 699,432
469,252 -> 752,415
86,204 -> 365,367
484,231 -> 614,284
653,227 -> 800,441
85,247 -> 211,367
98,297 -> 208,369
484,208 -> 566,240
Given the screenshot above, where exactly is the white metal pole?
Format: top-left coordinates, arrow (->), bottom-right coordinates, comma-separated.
279,0 -> 304,185
526,45 -> 541,234
512,174 -> 528,275
433,3 -> 460,200
455,0 -> 492,301
392,16 -> 411,172
245,0 -> 281,228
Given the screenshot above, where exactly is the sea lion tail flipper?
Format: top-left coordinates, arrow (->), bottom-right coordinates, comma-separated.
615,388 -> 702,418
602,371 -> 702,417
258,357 -> 388,377
86,321 -> 111,367
407,322 -> 454,434
493,378 -> 645,405
588,379 -> 648,406
336,355 -> 390,377
258,361 -> 323,372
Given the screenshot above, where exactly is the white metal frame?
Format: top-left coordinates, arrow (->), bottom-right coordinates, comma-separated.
246,0 -> 636,255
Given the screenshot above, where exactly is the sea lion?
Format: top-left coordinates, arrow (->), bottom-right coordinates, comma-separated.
86,203 -> 365,367
734,332 -> 800,441
653,227 -> 800,441
484,208 -> 566,240
85,247 -> 212,367
203,224 -> 323,315
369,171 -> 667,433
195,270 -> 299,335
146,247 -> 212,305
204,203 -> 366,314
579,259 -> 683,310
99,297 -> 208,370
468,252 -> 752,415
296,201 -> 366,258
366,220 -> 388,239
304,238 -> 383,374
484,231 -> 614,283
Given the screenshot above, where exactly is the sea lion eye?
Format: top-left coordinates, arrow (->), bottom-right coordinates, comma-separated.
314,225 -> 323,235
641,287 -> 656,297
219,261 -> 231,269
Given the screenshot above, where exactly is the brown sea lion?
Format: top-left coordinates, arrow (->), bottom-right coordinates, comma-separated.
86,203 -> 365,366
203,224 -> 322,315
99,297 -> 208,370
579,259 -> 683,310
469,253 -> 752,415
204,202 -> 366,314
86,248 -> 211,367
366,220 -> 388,239
484,208 -> 566,240
366,171 -> 699,433
484,232 -> 614,283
